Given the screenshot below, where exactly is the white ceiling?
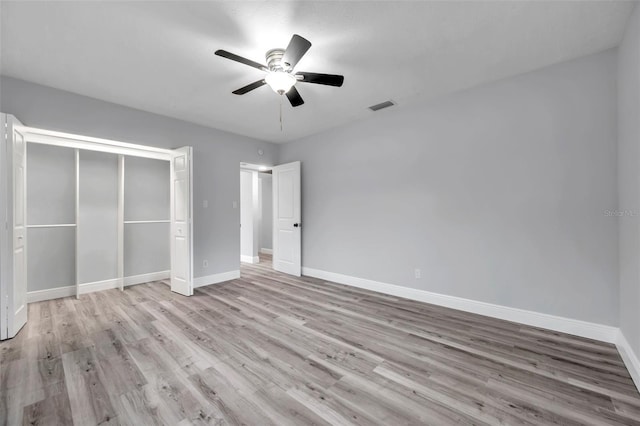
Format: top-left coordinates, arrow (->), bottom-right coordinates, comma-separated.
0,1 -> 635,143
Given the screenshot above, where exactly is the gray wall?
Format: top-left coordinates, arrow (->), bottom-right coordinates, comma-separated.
124,156 -> 169,221
124,223 -> 170,277
27,227 -> 75,292
259,173 -> 273,251
618,5 -> 640,357
0,76 -> 278,278
124,156 -> 170,276
78,150 -> 118,284
280,50 -> 619,325
26,144 -> 75,225
26,144 -> 76,291
3,47 -> 626,328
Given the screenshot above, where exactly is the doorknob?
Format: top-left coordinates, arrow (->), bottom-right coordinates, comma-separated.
293,223 -> 300,228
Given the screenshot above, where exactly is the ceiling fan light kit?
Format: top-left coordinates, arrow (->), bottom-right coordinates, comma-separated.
215,34 -> 344,107
264,71 -> 296,95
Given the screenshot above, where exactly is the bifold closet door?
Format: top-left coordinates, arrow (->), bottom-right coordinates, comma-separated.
123,156 -> 170,280
77,151 -> 118,287
26,144 -> 76,294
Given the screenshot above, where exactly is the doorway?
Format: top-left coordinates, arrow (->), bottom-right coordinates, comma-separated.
240,163 -> 273,266
239,161 -> 301,276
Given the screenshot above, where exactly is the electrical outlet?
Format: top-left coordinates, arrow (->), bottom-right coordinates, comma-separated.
203,200 -> 208,208
232,201 -> 238,209
414,268 -> 421,279
203,260 -> 208,268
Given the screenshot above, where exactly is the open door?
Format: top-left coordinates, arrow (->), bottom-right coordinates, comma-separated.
1,114 -> 27,339
170,146 -> 193,296
273,161 -> 301,276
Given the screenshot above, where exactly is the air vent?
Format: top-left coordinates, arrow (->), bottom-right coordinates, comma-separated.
368,100 -> 395,111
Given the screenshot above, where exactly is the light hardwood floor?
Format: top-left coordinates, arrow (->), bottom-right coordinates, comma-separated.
2,255 -> 640,425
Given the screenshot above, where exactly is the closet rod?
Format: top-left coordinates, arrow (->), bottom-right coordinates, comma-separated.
26,224 -> 76,228
123,220 -> 170,224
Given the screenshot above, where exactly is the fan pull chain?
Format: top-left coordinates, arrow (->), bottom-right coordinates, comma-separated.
279,96 -> 283,132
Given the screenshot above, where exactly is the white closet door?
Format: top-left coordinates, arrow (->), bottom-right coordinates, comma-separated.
273,161 -> 301,276
170,146 -> 193,296
8,115 -> 27,338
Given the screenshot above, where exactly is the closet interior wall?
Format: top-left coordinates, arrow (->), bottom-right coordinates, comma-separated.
123,156 -> 170,280
26,143 -> 170,301
27,144 -> 76,296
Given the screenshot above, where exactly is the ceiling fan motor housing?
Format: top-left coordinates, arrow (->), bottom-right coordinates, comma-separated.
266,49 -> 289,72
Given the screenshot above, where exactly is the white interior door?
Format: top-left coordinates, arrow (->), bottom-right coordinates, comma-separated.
273,161 -> 301,276
2,115 -> 28,339
170,146 -> 193,296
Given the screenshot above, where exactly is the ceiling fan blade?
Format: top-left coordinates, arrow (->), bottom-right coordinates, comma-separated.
286,86 -> 305,107
215,50 -> 267,71
282,34 -> 312,70
232,80 -> 267,95
297,72 -> 344,87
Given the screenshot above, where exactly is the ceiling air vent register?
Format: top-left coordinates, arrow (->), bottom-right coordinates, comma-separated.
369,100 -> 395,111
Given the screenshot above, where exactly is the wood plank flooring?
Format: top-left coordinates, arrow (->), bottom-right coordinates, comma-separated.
2,255 -> 640,425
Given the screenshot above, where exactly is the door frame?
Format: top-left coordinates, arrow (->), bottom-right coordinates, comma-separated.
1,123 -> 193,339
0,114 -> 8,340
237,161 -> 302,276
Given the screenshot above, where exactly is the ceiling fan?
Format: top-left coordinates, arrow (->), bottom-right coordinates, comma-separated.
215,34 -> 344,107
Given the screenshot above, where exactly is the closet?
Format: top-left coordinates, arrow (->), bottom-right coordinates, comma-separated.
26,144 -> 172,301
2,116 -> 193,339
0,120 -> 192,322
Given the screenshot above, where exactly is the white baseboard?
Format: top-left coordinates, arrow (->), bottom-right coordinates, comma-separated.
241,255 -> 260,264
81,278 -> 121,294
617,331 -> 640,392
124,271 -> 170,286
27,286 -> 76,303
259,248 -> 273,255
302,267 -> 619,344
27,270 -> 170,303
194,270 -> 240,288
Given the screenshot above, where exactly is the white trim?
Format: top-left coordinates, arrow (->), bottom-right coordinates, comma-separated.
26,224 -> 76,228
194,270 -> 240,288
74,149 -> 80,299
16,126 -> 173,161
27,286 -> 76,303
301,267 -> 619,344
26,270 -> 170,303
0,113 -> 9,340
616,331 -> 640,392
241,255 -> 260,264
123,270 -> 170,286
124,220 -> 170,224
260,248 -> 273,255
81,277 -> 121,294
117,155 -> 124,291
